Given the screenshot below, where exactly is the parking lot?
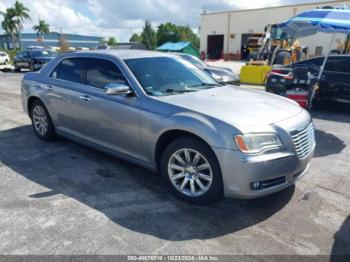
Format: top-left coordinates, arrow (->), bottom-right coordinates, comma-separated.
0,71 -> 349,256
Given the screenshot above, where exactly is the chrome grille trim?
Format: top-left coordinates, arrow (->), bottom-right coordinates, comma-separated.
291,123 -> 315,159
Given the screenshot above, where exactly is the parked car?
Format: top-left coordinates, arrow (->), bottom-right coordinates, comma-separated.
0,51 -> 10,65
21,50 -> 315,204
176,53 -> 240,85
266,55 -> 350,105
14,50 -> 56,72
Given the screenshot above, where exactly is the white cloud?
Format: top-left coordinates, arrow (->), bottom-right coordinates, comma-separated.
222,0 -> 282,9
0,0 -> 328,41
1,0 -> 99,34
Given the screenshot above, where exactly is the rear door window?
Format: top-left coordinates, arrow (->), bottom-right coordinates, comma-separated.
325,57 -> 350,73
84,58 -> 126,89
293,57 -> 323,68
55,58 -> 84,83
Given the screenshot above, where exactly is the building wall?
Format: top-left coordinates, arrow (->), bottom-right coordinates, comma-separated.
200,0 -> 350,58
0,33 -> 102,50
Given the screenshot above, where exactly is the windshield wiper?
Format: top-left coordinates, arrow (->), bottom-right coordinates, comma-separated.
164,88 -> 198,93
188,83 -> 221,88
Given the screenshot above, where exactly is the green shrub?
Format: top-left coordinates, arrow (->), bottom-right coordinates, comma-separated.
0,49 -> 19,64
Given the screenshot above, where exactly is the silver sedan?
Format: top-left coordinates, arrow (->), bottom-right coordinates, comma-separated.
21,50 -> 315,204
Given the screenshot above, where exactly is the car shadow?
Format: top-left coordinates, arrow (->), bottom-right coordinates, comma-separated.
314,129 -> 346,158
312,107 -> 350,124
331,215 -> 350,259
0,125 -> 296,241
309,110 -> 347,158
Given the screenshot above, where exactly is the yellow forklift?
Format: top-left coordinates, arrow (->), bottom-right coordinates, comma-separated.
240,24 -> 307,85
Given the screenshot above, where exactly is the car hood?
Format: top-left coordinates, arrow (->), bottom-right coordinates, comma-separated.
158,86 -> 303,128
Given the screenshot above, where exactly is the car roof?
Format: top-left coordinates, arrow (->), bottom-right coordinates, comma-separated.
307,55 -> 350,60
71,49 -> 176,60
292,55 -> 350,65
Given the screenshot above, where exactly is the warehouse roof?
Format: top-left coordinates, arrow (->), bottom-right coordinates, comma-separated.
201,0 -> 347,16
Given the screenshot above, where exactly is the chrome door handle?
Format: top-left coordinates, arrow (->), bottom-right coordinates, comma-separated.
79,95 -> 91,101
43,85 -> 53,91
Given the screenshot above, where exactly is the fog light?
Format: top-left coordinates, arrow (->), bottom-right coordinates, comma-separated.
250,176 -> 287,191
252,182 -> 261,190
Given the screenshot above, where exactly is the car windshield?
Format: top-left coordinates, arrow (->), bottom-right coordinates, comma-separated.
179,54 -> 206,67
125,56 -> 220,96
28,50 -> 52,57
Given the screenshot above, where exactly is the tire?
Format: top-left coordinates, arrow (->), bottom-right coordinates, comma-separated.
30,100 -> 55,141
160,137 -> 223,204
30,63 -> 35,71
14,64 -> 20,72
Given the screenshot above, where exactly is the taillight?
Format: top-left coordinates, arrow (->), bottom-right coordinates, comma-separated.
271,70 -> 284,74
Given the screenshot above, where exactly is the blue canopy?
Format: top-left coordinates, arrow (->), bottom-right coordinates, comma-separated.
279,7 -> 350,37
157,42 -> 192,51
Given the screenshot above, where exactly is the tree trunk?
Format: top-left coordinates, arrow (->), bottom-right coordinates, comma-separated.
42,35 -> 45,47
11,32 -> 16,50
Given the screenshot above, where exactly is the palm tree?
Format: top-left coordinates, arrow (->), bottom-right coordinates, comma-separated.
0,8 -> 18,49
12,1 -> 30,49
33,19 -> 50,46
0,1 -> 30,49
13,1 -> 30,28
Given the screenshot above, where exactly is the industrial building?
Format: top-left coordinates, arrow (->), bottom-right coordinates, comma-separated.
0,33 -> 102,50
200,0 -> 350,60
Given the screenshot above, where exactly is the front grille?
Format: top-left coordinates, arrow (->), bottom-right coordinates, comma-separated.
291,123 -> 315,159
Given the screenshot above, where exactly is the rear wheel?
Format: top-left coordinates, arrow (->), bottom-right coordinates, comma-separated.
30,100 -> 55,140
160,138 -> 223,204
14,64 -> 20,72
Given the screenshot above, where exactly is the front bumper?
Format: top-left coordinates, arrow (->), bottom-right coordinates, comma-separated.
214,145 -> 314,199
214,108 -> 315,199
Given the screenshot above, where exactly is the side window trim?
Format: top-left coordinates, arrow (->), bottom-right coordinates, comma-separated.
55,62 -> 62,78
48,56 -> 138,97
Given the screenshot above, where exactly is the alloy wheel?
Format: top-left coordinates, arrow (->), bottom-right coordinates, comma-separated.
168,148 -> 213,197
32,105 -> 48,136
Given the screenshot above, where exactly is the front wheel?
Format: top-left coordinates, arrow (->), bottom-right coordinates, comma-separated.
160,138 -> 223,204
30,63 -> 35,71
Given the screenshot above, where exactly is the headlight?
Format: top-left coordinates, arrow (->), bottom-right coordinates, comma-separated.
234,133 -> 282,154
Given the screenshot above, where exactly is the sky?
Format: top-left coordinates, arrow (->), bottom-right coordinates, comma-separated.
0,0 -> 338,41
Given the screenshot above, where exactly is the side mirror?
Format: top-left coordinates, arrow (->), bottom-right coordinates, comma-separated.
105,83 -> 131,95
51,72 -> 57,78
